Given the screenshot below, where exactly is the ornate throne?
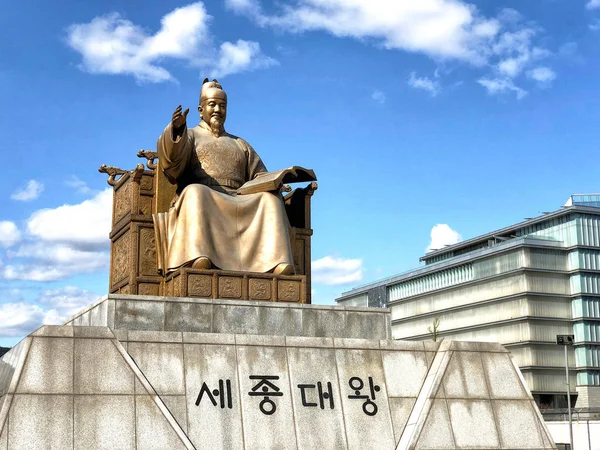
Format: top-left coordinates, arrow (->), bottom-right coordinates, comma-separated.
100,150 -> 317,304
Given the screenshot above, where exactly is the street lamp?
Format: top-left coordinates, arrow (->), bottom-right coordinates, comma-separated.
557,334 -> 574,450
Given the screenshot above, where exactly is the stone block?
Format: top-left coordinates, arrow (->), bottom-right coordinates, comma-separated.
74,338 -> 134,394
30,326 -> 73,338
183,343 -> 243,450
128,342 -> 185,395
333,338 -> 380,349
135,395 -> 187,449
236,345 -> 297,449
164,301 -> 212,333
301,308 -> 346,338
127,330 -> 182,343
182,332 -> 235,345
482,353 -> 528,399
286,347 -> 347,450
17,337 -> 73,394
234,334 -> 286,347
256,305 -> 303,336
379,339 -> 425,351
160,395 -> 188,433
8,394 -> 72,450
443,351 -> 489,400
493,400 -> 545,449
415,399 -> 455,449
382,350 -> 429,398
74,395 -> 135,450
345,311 -> 388,340
285,336 -> 334,348
447,399 -> 499,448
0,422 -> 6,450
73,326 -> 114,338
389,397 -> 416,444
114,300 -> 164,331
334,348 -> 395,449
213,304 -> 259,334
89,300 -> 108,326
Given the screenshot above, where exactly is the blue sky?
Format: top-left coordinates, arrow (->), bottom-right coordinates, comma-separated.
1,0 -> 600,346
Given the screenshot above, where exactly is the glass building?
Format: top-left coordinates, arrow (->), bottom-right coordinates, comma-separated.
336,194 -> 600,417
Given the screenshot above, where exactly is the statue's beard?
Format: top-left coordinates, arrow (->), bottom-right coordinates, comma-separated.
209,116 -> 224,136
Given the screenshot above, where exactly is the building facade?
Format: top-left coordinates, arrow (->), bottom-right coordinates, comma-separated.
336,194 -> 600,416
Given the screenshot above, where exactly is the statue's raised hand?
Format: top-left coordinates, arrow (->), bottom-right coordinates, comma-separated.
172,105 -> 189,130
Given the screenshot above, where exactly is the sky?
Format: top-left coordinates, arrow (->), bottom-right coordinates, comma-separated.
1,0 -> 600,346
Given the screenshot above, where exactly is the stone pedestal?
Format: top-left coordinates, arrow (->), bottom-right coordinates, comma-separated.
0,295 -> 557,449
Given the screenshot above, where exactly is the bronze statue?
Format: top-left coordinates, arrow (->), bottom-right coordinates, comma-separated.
153,79 -> 296,276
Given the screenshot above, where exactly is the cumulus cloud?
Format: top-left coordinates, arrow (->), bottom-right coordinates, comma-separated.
312,256 -> 363,285
477,77 -> 527,99
66,2 -> 276,83
587,0 -> 600,9
408,72 -> 440,96
26,188 -> 112,249
11,180 -> 44,201
1,189 -> 111,282
210,40 -> 278,78
527,66 -> 556,84
0,287 -> 101,338
38,286 -> 100,325
426,224 -> 462,253
227,2 -> 554,98
371,90 -> 386,104
0,221 -> 21,248
4,244 -> 109,281
65,175 -> 97,195
0,302 -> 45,338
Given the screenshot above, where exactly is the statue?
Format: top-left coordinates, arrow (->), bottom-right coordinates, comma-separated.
153,79 -> 297,276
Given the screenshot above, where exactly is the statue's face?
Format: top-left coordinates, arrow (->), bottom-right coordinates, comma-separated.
199,95 -> 227,126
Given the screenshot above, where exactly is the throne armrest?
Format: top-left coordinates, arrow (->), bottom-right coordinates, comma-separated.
283,182 -> 318,230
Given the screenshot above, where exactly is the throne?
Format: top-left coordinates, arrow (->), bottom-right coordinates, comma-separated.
99,150 -> 317,304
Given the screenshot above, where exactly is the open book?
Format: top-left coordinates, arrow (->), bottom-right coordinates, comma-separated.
237,166 -> 317,195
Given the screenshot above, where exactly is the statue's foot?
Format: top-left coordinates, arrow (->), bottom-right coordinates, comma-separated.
191,257 -> 212,270
273,263 -> 294,276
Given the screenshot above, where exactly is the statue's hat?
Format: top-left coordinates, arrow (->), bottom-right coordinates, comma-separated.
199,78 -> 227,104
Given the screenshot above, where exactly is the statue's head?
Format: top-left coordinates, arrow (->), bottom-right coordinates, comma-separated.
199,78 -> 227,136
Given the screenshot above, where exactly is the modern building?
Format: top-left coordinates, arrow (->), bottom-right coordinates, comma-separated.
336,194 -> 600,417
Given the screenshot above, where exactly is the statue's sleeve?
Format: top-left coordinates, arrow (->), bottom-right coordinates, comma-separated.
157,123 -> 193,183
242,139 -> 268,180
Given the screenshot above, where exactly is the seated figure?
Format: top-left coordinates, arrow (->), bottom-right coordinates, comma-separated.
153,79 -> 295,276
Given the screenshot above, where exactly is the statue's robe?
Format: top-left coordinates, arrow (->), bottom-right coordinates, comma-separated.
153,121 -> 294,274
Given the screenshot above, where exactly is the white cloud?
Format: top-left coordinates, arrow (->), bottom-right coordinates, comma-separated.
0,189 -> 112,282
0,302 -> 44,337
587,0 -> 600,9
228,2 -> 554,97
590,19 -> 600,31
372,90 -> 386,104
527,66 -> 556,84
210,40 -> 278,78
38,286 -> 100,325
0,221 -> 21,248
66,2 -> 276,83
426,224 -> 462,253
4,243 -> 109,281
477,77 -> 527,99
312,256 -> 363,285
11,180 -> 44,201
0,287 -> 101,338
26,188 -> 112,249
408,72 -> 440,96
65,175 -> 96,195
